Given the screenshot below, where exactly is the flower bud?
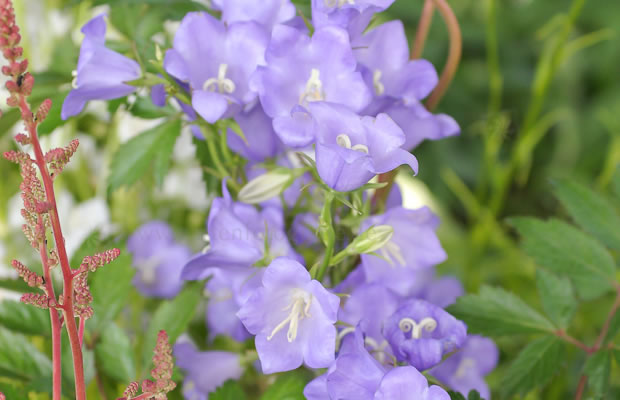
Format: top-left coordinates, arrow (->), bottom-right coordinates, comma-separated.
347,225 -> 394,255
238,169 -> 294,204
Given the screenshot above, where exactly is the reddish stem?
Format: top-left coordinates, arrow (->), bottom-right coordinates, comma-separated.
18,93 -> 86,400
554,330 -> 590,353
411,0 -> 435,59
575,375 -> 587,400
78,317 -> 85,347
38,216 -> 62,400
592,286 -> 620,351
425,0 -> 462,111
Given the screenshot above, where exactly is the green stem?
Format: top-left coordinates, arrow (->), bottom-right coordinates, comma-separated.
314,192 -> 335,281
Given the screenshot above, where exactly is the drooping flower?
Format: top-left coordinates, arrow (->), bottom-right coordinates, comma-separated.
211,0 -> 296,31
182,183 -> 299,280
164,12 -> 268,123
383,299 -> 467,371
174,340 -> 244,399
237,257 -> 340,373
360,206 -> 446,295
310,102 -> 418,192
61,14 -> 141,119
127,221 -> 191,298
227,103 -> 284,162
353,20 -> 438,104
251,25 -> 371,146
431,335 -> 499,400
374,366 -> 451,400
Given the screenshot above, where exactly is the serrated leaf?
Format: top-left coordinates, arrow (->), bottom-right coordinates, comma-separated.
209,380 -> 247,400
584,351 -> 611,399
510,218 -> 616,300
0,326 -> 52,382
554,179 -> 620,250
447,390 -> 484,400
501,336 -> 564,397
0,300 -> 51,336
108,119 -> 181,193
95,322 -> 135,382
535,269 -> 577,329
141,283 -> 202,366
88,253 -> 134,333
259,372 -> 306,400
447,286 -> 554,336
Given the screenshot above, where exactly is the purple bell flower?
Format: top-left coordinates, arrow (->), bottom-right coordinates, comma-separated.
383,299 -> 467,371
310,102 -> 418,192
384,101 -> 460,151
164,12 -> 268,123
182,183 -> 298,280
237,257 -> 340,373
227,104 -> 284,162
431,335 -> 499,400
353,20 -> 438,104
174,340 -> 244,398
127,221 -> 191,299
374,366 -> 451,400
61,14 -> 141,119
211,0 -> 296,31
311,0 -> 395,40
251,25 -> 371,146
204,267 -> 264,342
360,206 -> 446,295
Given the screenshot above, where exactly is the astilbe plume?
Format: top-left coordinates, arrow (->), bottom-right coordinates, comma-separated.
0,391 -> 5,400
10,259 -> 44,287
119,330 -> 176,400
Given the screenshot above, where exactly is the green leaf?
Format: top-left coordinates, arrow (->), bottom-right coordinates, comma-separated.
584,351 -> 611,399
129,96 -> 176,119
447,286 -> 554,336
0,326 -> 52,382
0,300 -> 51,336
614,349 -> 620,366
535,269 -> 577,329
37,92 -> 70,135
554,179 -> 620,250
141,283 -> 202,366
604,312 -> 620,343
259,372 -> 307,400
510,218 -> 617,300
88,252 -> 134,333
447,390 -> 484,400
0,277 -> 30,293
613,166 -> 620,201
501,336 -> 564,398
95,322 -> 135,382
108,119 -> 182,193
209,380 -> 247,400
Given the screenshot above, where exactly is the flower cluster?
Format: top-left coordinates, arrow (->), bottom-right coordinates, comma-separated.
63,0 -> 494,399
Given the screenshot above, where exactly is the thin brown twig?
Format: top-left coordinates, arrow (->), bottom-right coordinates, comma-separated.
411,0 -> 435,59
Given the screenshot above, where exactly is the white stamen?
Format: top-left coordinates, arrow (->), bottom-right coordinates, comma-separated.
268,289 -> 313,342
201,234 -> 211,254
373,69 -> 385,96
203,63 -> 236,94
71,70 -> 78,89
365,337 -> 390,363
379,241 -> 406,266
299,68 -> 324,105
139,256 -> 161,285
455,357 -> 477,378
398,317 -> 437,339
336,134 -> 369,154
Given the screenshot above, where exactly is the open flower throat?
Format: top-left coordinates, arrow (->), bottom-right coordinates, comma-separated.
268,289 -> 313,342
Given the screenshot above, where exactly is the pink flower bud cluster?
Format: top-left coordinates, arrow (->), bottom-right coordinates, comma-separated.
0,391 -> 5,400
10,259 -> 44,287
21,292 -> 56,309
45,138 -> 79,177
122,382 -> 139,399
79,248 -> 121,273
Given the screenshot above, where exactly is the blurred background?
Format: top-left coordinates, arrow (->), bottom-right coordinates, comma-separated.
0,0 -> 619,398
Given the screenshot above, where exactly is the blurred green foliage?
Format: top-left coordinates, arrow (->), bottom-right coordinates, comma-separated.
0,0 -> 619,399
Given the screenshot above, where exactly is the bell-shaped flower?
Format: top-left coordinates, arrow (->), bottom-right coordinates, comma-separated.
174,340 -> 244,398
360,206 -> 446,295
227,104 -> 284,162
127,221 -> 191,298
384,101 -> 460,151
204,267 -> 264,342
311,0 -> 395,40
182,183 -> 299,280
310,102 -> 418,192
61,14 -> 141,119
383,299 -> 467,371
211,0 -> 296,31
354,21 -> 438,104
164,12 -> 268,123
431,335 -> 499,400
251,25 -> 371,146
374,366 -> 451,400
338,283 -> 400,363
237,257 -> 340,373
